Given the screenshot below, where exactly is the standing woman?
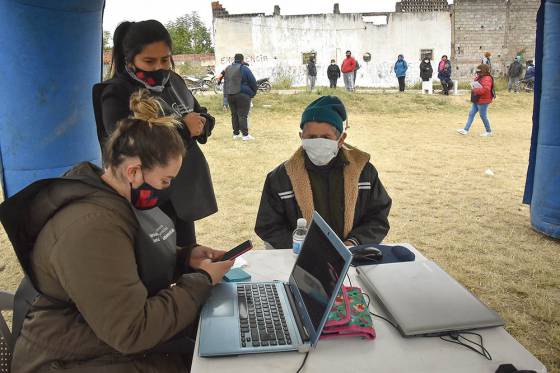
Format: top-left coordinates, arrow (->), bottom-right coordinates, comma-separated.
419,57 -> 433,82
94,20 -> 217,247
394,54 -> 408,92
457,64 -> 494,137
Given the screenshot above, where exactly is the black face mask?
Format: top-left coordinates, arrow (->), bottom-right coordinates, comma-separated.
130,180 -> 172,210
126,66 -> 170,92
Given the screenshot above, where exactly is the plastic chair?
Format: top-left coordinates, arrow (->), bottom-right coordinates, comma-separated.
421,79 -> 433,94
0,291 -> 14,373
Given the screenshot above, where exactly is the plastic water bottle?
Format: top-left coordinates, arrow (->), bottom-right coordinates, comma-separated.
292,218 -> 308,255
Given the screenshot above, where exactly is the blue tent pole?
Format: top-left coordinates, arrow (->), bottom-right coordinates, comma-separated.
0,0 -> 104,198
523,1 -> 545,206
526,0 -> 560,238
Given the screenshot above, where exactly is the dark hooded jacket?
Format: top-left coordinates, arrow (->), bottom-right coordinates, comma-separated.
93,71 -> 218,229
420,60 -> 434,81
307,59 -> 317,77
327,64 -> 341,80
508,60 -> 523,78
255,145 -> 391,249
0,162 -> 212,372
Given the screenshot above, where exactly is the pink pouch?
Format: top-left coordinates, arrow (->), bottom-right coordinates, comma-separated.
320,286 -> 376,340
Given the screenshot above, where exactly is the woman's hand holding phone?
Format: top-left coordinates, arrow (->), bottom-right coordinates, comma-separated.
198,259 -> 234,285
189,245 -> 227,269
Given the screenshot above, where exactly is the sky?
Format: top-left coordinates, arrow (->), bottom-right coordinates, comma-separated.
103,0 -> 403,37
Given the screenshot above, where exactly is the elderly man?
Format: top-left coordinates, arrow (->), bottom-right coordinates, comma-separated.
255,96 -> 392,249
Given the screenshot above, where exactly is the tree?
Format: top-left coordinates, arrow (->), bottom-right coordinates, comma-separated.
166,12 -> 213,54
103,30 -> 112,51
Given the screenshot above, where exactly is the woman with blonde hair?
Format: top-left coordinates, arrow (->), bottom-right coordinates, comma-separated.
2,90 -> 233,372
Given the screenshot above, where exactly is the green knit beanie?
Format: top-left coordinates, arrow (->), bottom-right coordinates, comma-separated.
300,96 -> 347,134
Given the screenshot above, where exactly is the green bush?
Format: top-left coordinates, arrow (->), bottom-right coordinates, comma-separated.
271,67 -> 295,89
272,76 -> 293,90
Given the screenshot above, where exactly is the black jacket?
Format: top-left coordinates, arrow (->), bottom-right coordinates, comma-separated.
508,61 -> 523,78
255,146 -> 391,249
93,71 -> 218,223
327,64 -> 341,80
307,60 -> 317,77
420,61 -> 433,81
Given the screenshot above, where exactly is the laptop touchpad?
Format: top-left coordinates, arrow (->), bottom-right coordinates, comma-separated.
207,284 -> 235,317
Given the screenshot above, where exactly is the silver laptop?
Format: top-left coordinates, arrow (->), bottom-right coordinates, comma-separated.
356,260 -> 504,337
199,211 -> 352,357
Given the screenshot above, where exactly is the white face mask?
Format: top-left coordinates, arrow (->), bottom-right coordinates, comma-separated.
302,138 -> 340,166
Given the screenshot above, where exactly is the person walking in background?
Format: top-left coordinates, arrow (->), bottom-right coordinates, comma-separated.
457,64 -> 495,137
481,51 -> 492,71
327,59 -> 341,88
438,55 -> 453,95
508,56 -> 524,93
394,54 -> 408,92
420,57 -> 433,82
307,56 -> 317,91
341,50 -> 357,92
224,53 -> 257,141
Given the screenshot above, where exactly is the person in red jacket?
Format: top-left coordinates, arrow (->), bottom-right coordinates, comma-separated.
341,50 -> 357,92
457,64 -> 494,137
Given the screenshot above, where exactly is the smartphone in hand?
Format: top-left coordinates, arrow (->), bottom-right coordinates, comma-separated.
219,240 -> 253,261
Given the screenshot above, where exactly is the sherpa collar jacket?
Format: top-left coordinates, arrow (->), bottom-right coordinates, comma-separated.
255,145 -> 392,249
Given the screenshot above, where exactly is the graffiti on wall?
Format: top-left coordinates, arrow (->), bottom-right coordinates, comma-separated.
220,55 -> 270,65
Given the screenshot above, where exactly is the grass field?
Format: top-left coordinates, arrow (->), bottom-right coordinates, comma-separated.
1,88 -> 559,371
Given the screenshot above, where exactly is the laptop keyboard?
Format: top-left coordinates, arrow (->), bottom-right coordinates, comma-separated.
237,284 -> 293,348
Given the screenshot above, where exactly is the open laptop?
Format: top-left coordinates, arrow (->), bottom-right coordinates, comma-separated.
199,211 -> 352,357
356,260 -> 504,337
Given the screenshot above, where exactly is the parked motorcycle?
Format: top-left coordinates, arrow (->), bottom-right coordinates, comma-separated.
257,78 -> 272,93
518,78 -> 534,93
183,69 -> 218,95
215,77 -> 272,94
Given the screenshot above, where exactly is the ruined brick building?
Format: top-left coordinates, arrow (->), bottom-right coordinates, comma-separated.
452,0 -> 539,77
212,0 -> 539,87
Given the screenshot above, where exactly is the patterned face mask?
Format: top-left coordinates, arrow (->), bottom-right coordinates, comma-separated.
130,178 -> 172,210
126,65 -> 170,93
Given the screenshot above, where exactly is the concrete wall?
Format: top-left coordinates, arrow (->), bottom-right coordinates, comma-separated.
214,12 -> 452,88
452,0 -> 539,79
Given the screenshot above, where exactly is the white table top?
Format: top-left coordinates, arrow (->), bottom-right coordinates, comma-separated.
192,245 -> 546,373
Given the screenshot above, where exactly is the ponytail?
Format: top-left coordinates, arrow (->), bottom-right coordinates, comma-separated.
110,21 -> 134,77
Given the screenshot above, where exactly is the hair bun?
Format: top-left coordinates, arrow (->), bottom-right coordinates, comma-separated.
129,89 -> 179,128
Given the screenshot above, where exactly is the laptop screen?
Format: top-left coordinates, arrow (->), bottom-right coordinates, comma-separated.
291,221 -> 347,332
